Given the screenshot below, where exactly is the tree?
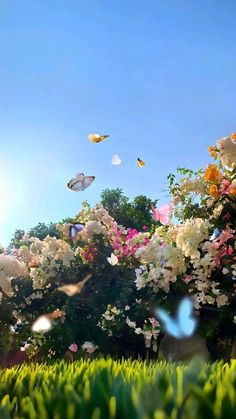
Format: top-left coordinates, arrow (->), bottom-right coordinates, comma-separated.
100,188 -> 158,230
28,222 -> 60,241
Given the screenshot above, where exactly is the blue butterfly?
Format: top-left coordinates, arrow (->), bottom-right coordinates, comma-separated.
155,297 -> 197,339
69,223 -> 85,240
210,228 -> 222,240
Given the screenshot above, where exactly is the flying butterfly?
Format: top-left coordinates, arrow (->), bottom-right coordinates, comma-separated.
69,223 -> 85,242
111,153 -> 122,165
67,173 -> 95,192
107,253 -> 119,266
57,274 -> 92,297
155,297 -> 197,339
151,203 -> 172,225
31,310 -> 65,333
137,158 -> 145,168
88,133 -> 109,143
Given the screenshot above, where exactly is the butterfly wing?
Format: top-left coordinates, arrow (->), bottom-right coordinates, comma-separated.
137,158 -> 145,168
158,204 -> 172,225
111,153 -> 121,165
155,308 -> 181,339
69,223 -> 84,239
177,297 -> 197,338
32,315 -> 52,333
88,133 -> 101,143
107,253 -> 119,266
88,133 -> 109,143
67,173 -> 84,191
81,176 -> 95,191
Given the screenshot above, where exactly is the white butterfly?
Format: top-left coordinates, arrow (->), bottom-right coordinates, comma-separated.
155,297 -> 197,339
31,315 -> 52,333
111,153 -> 122,165
67,173 -> 95,191
107,253 -> 119,266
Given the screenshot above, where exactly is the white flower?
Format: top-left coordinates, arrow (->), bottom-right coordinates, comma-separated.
217,136 -> 236,167
174,218 -> 211,259
82,341 -> 98,353
216,294 -> 229,307
126,317 -> 136,328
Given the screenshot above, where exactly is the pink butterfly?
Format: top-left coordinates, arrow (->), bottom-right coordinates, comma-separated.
151,203 -> 172,225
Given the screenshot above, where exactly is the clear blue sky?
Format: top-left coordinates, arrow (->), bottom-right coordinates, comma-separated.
0,0 -> 236,247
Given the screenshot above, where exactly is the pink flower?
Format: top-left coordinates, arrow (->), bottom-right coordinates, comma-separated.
220,179 -> 231,194
69,343 -> 78,352
148,317 -> 160,328
213,246 -> 234,268
182,274 -> 193,284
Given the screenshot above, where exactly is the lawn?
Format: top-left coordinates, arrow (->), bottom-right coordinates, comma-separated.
0,358 -> 236,419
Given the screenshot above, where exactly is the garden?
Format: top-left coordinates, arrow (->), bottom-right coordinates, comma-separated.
0,134 -> 236,418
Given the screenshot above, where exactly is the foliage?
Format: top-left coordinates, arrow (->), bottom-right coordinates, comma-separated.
0,359 -> 236,418
0,134 -> 236,361
100,188 -> 158,230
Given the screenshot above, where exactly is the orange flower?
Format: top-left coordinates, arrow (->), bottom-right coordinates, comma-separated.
230,132 -> 236,141
204,164 -> 222,183
209,184 -> 220,200
229,188 -> 236,196
208,145 -> 217,158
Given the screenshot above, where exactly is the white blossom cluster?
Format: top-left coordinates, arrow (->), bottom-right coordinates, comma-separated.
134,236 -> 185,292
18,236 -> 75,289
0,253 -> 28,300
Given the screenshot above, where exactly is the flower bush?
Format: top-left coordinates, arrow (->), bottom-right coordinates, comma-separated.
0,133 -> 235,360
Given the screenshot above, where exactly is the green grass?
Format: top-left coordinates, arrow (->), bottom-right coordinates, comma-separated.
0,358 -> 236,418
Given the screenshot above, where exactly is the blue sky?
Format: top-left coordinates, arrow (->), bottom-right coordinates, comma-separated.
0,0 -> 236,246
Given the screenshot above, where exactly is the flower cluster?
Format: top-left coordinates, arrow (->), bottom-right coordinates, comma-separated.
126,317 -> 160,352
18,236 -> 75,289
0,253 -> 28,299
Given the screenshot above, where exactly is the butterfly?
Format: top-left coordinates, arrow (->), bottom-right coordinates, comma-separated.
67,173 -> 95,191
111,153 -> 122,165
31,310 -> 65,333
137,158 -> 145,168
210,228 -> 222,240
31,315 -> 52,333
57,274 -> 92,296
88,133 -> 109,143
151,203 -> 172,225
107,253 -> 119,266
69,223 -> 85,242
155,297 -> 197,339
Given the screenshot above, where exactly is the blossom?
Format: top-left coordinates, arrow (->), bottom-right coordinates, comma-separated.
126,317 -> 136,328
82,341 -> 98,353
174,218 -> 211,259
148,317 -> 160,328
69,343 -> 78,352
0,254 -> 28,297
209,184 -> 220,200
208,145 -> 217,158
217,136 -> 236,167
204,164 -> 222,183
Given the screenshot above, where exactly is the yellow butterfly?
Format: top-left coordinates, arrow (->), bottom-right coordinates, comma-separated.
137,158 -> 145,168
88,133 -> 109,143
57,274 -> 92,296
